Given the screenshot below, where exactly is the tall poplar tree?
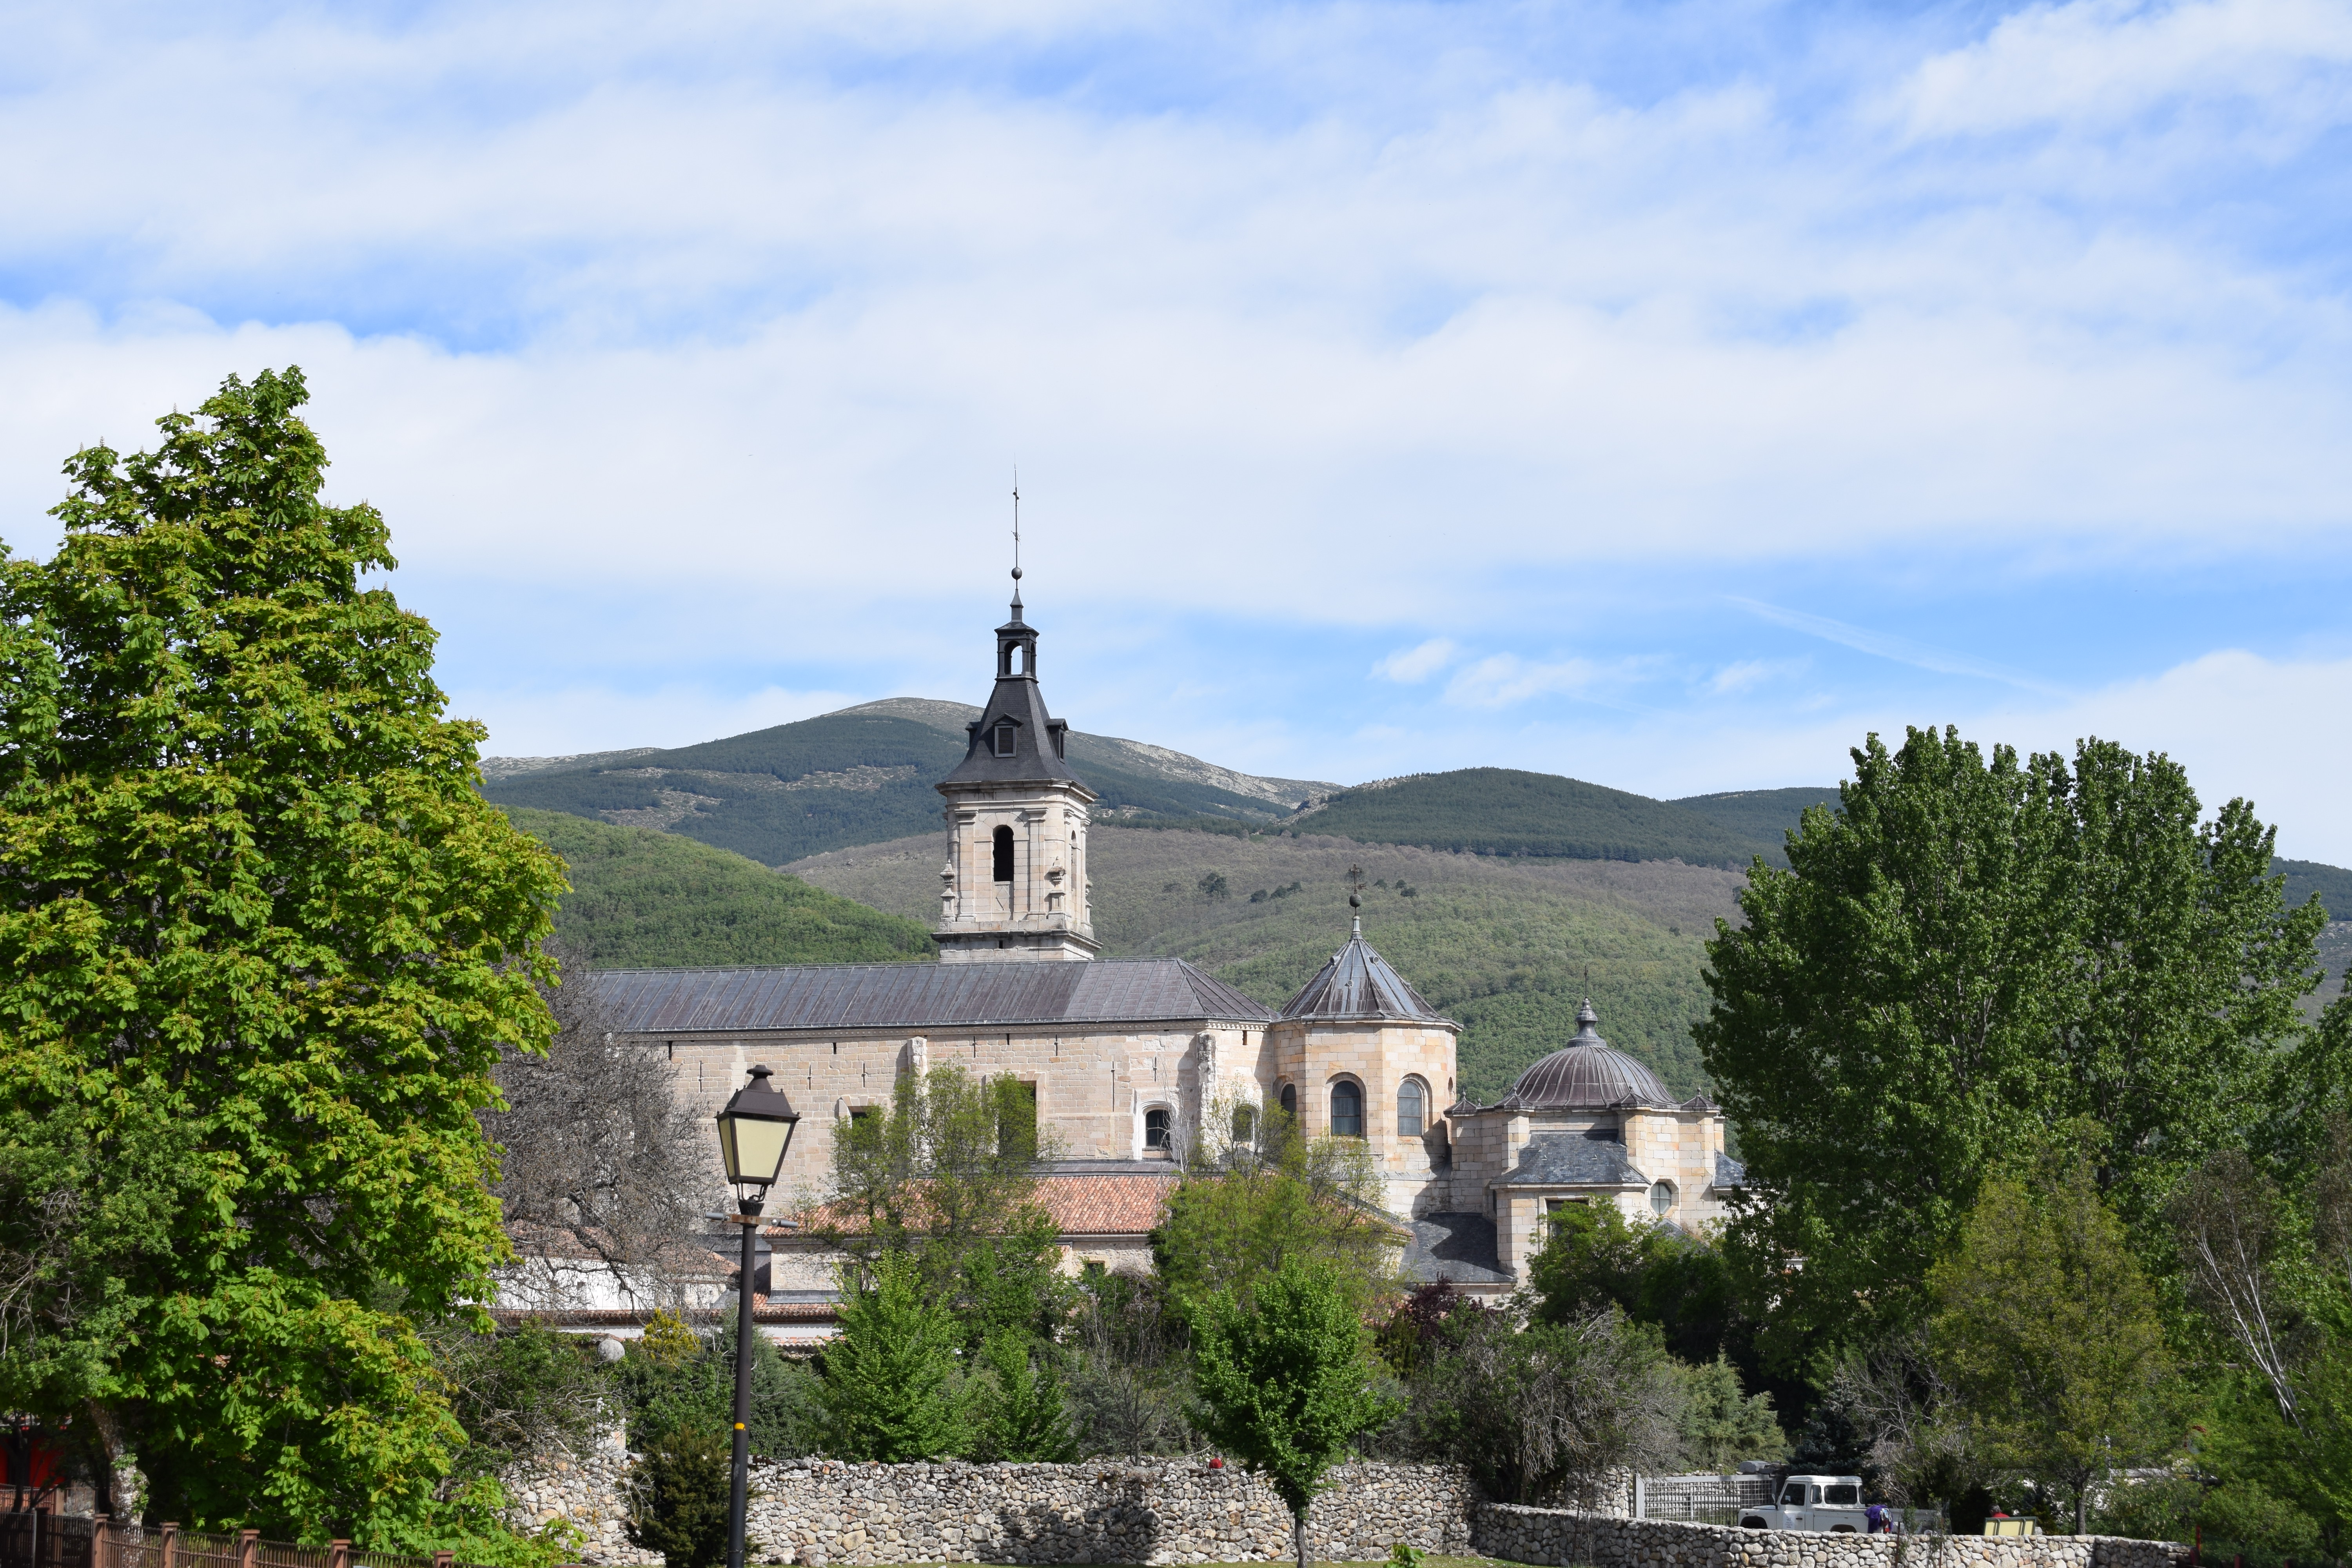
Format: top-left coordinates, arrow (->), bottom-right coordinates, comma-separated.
1699,726 -> 2325,1365
0,369 -> 566,1546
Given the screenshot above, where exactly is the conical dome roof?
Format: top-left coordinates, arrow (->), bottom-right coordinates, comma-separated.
1279,917 -> 1448,1023
1491,1000 -> 1668,1110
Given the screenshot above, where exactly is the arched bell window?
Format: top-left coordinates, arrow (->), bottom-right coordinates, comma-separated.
1144,1106 -> 1172,1152
1329,1080 -> 1364,1138
1279,1083 -> 1297,1117
1397,1076 -> 1428,1137
992,825 -> 1014,882
1231,1103 -> 1258,1143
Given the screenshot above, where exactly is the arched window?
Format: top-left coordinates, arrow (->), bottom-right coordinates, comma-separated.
1279,1083 -> 1297,1117
1231,1103 -> 1258,1143
1329,1080 -> 1364,1137
1398,1077 -> 1428,1137
1648,1180 -> 1677,1217
992,825 -> 1014,882
1144,1107 -> 1171,1152
993,719 -> 1018,757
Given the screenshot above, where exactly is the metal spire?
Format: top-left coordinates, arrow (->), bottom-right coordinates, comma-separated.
1010,470 -> 1024,617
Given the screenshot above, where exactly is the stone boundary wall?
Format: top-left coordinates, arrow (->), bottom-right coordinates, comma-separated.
1472,1506 -> 2189,1568
504,1454 -> 1473,1566
745,1460 -> 1474,1566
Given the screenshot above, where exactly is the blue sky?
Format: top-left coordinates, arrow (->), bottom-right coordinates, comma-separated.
5,0 -> 2352,858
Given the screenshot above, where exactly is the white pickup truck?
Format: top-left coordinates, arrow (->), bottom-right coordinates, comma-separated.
1739,1474 -> 1871,1532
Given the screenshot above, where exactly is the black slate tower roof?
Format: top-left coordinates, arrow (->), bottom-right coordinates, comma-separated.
1279,917 -> 1453,1024
938,588 -> 1092,793
1488,999 -> 1671,1110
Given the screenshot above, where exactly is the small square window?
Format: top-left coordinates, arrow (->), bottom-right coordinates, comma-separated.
993,721 -> 1017,757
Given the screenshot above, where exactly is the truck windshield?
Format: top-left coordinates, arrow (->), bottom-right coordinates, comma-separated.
1781,1485 -> 1809,1505
1826,1486 -> 1860,1505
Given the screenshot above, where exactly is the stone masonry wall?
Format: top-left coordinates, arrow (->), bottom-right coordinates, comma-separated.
746,1459 -> 1473,1566
1472,1507 -> 2189,1568
506,1455 -> 1472,1566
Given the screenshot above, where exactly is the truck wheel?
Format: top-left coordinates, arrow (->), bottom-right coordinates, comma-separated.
1740,1519 -> 1768,1530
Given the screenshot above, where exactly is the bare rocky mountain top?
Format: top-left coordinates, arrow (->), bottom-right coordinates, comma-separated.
834,697 -> 1339,809
479,747 -> 658,780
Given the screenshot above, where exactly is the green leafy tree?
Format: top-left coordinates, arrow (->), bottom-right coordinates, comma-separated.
1189,1256 -> 1403,1568
624,1421 -> 737,1568
428,1321 -> 612,1489
820,1063 -> 1069,1348
609,1316 -> 821,1461
1387,1299 -> 1683,1508
971,1326 -> 1078,1462
0,370 -> 564,1547
1928,1152 -> 2176,1532
2171,1116 -> 2352,1550
1699,726 -> 2323,1363
1673,1355 -> 1788,1473
1156,1109 -> 1398,1319
1528,1203 -> 1744,1364
816,1251 -> 968,1461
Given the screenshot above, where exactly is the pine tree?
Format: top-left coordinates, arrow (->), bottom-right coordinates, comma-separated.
817,1252 -> 968,1461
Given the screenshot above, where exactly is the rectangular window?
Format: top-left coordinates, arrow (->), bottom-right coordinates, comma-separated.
1002,1080 -> 1038,1157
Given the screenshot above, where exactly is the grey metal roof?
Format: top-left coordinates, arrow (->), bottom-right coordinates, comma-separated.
1494,1132 -> 1650,1189
1713,1151 -> 1748,1189
589,958 -> 1276,1034
938,596 -> 1091,792
1279,918 -> 1451,1024
1488,1000 -> 1671,1111
1403,1212 -> 1511,1287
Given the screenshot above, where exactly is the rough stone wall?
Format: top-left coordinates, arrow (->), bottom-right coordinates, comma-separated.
1471,1506 -> 2189,1568
501,1435 -> 660,1567
510,1455 -> 1471,1566
745,1459 -> 1473,1567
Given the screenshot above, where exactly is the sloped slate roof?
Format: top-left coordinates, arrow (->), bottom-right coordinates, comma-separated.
938,599 -> 1090,790
590,958 -> 1276,1034
1494,1132 -> 1650,1189
1279,918 -> 1451,1024
1403,1212 -> 1512,1286
1713,1151 -> 1748,1189
1488,1000 -> 1672,1111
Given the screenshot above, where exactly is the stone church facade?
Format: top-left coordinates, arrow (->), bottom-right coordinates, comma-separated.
587,584 -> 1743,1302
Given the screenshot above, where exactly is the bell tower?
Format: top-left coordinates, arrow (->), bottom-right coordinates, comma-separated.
932,572 -> 1101,962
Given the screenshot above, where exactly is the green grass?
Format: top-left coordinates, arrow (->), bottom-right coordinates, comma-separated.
1293,769 -> 1775,870
507,807 -> 936,968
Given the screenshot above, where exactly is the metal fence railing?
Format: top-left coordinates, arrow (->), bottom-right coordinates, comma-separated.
0,1515 -> 524,1568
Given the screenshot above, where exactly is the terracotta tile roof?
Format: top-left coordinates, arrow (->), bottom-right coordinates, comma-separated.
1040,1171 -> 1177,1234
775,1167 -> 1177,1240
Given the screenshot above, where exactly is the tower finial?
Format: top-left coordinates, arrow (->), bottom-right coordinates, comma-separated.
1010,470 -> 1024,615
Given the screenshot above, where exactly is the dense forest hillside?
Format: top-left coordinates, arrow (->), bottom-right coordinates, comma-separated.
485,704 -> 1327,866
1673,786 -> 1842,859
785,826 -> 1745,1102
1286,768 -> 1777,868
508,807 -> 935,967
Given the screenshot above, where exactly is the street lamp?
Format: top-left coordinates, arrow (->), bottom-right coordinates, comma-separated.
713,1064 -> 800,1568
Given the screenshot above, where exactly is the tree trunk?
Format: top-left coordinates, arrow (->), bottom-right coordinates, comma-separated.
86,1403 -> 144,1528
1294,1504 -> 1309,1568
2075,1485 -> 2087,1536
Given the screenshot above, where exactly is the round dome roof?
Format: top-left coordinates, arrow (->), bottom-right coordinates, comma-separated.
1493,1000 -> 1669,1111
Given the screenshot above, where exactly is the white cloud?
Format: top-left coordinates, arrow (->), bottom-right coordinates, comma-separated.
1898,0 -> 2352,138
1373,638 -> 1460,682
1444,653 -> 1648,708
1702,658 -> 1807,697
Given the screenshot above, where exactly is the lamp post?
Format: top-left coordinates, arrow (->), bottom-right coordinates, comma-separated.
713,1064 -> 800,1568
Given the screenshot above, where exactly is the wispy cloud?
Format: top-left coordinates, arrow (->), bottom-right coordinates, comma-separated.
1373,638 -> 1460,682
1729,599 -> 2074,699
